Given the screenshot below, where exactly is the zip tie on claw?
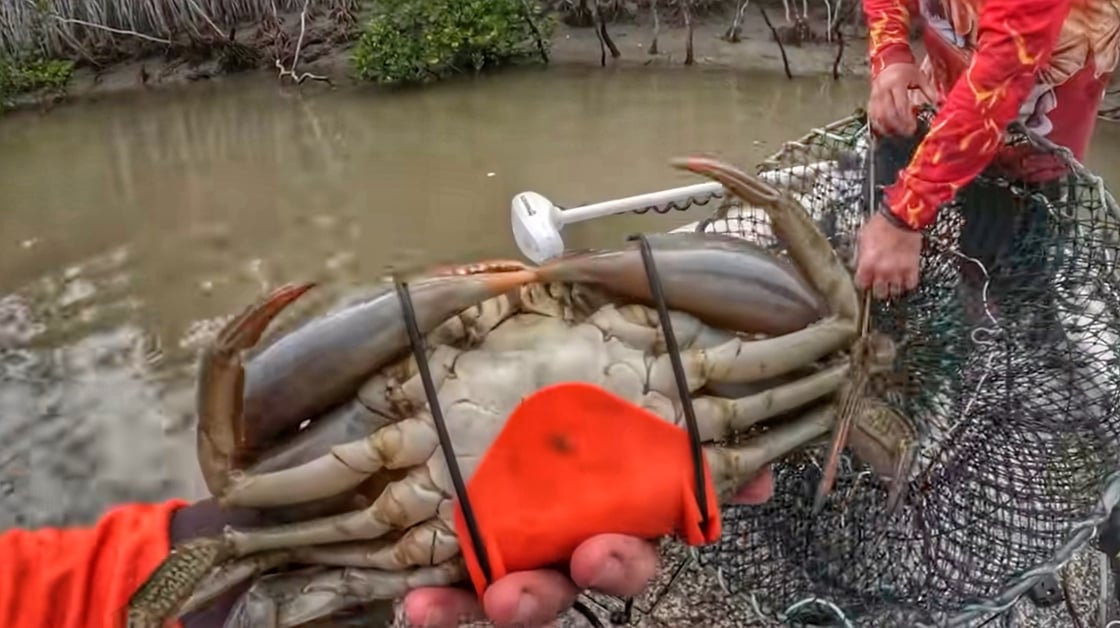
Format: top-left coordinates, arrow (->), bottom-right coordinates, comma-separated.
394,277 -> 607,628
628,232 -> 711,531
604,233 -> 714,626
393,279 -> 490,581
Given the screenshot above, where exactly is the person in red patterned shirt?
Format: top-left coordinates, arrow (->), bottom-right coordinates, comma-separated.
855,0 -> 1119,300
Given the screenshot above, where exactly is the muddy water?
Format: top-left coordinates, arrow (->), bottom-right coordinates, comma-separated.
1,66 -> 1118,529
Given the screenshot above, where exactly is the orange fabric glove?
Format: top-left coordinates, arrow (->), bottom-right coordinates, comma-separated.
0,499 -> 189,628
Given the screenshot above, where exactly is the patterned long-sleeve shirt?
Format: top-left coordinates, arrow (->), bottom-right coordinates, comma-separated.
865,0 -> 1120,230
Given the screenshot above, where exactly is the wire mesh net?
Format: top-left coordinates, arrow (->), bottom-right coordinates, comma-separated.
662,109 -> 1120,626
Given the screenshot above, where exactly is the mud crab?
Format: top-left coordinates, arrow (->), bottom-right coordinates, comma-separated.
125,157 -> 917,627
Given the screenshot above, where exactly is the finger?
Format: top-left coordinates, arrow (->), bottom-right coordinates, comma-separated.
868,93 -> 891,137
853,240 -> 872,290
871,114 -> 888,137
888,88 -> 915,136
876,90 -> 902,136
916,74 -> 939,105
855,261 -> 873,290
403,586 -> 486,628
904,265 -> 920,291
730,465 -> 775,505
889,268 -> 913,297
867,100 -> 882,136
886,269 -> 907,298
868,109 -> 882,136
481,569 -> 579,627
873,279 -> 891,300
569,534 -> 659,598
869,100 -> 889,137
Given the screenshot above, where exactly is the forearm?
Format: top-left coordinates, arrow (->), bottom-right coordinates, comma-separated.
864,0 -> 915,78
0,499 -> 189,628
883,0 -> 1073,230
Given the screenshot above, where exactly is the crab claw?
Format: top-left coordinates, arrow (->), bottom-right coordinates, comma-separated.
670,155 -> 866,511
197,282 -> 316,498
668,155 -> 859,324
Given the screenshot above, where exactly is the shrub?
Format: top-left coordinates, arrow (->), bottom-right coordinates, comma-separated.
352,0 -> 554,85
0,55 -> 74,108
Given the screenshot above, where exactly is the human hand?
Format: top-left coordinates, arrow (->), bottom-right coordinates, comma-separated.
401,467 -> 776,628
868,63 -> 937,137
855,211 -> 923,300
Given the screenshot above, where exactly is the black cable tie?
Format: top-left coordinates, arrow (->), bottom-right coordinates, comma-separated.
626,233 -> 711,531
573,599 -> 607,628
393,279 -> 493,586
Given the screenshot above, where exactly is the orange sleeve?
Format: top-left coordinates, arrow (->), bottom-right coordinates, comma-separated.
883,0 -> 1074,230
864,0 -> 916,79
0,499 -> 189,628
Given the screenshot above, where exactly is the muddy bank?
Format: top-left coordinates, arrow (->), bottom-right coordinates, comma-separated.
8,6 -> 869,112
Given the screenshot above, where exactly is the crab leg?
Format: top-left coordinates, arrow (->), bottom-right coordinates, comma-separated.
705,404 -> 836,501
666,316 -> 855,387
215,359 -> 849,510
232,344 -> 463,489
290,519 -> 460,570
179,550 -> 293,616
689,363 -> 850,436
226,464 -> 443,556
536,230 -> 829,338
222,414 -> 439,508
219,346 -> 464,507
846,399 -> 919,512
126,465 -> 448,627
240,399 -> 395,478
222,562 -> 465,628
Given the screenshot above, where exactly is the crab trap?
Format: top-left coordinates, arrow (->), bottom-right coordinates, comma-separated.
556,110 -> 1120,628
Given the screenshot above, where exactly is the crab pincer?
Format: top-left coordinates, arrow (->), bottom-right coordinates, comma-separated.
197,283 -> 316,499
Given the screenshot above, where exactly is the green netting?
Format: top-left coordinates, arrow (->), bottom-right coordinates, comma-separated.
658,110 -> 1120,626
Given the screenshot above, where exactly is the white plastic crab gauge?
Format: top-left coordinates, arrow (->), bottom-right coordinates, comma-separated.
509,156 -> 857,263
509,182 -> 724,264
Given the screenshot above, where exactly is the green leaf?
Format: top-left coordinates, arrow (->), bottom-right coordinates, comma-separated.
351,0 -> 550,86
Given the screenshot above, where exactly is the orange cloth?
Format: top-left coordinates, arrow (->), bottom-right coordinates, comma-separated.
454,383 -> 721,597
0,499 -> 189,628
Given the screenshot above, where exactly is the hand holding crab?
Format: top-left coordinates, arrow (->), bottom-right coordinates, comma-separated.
402,470 -> 775,628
